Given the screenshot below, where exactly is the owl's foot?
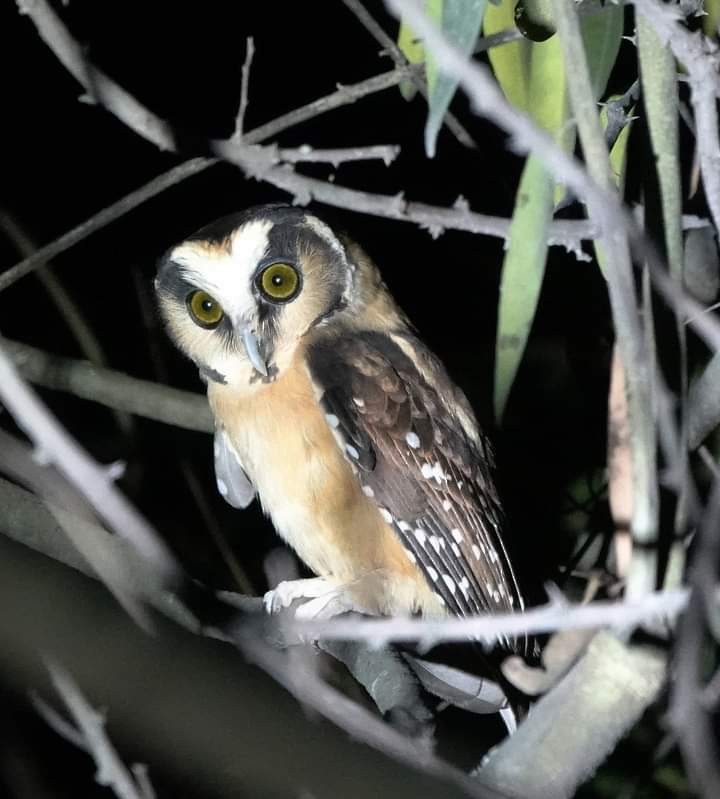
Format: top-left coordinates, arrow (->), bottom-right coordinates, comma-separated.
263,577 -> 340,615
292,588 -> 356,620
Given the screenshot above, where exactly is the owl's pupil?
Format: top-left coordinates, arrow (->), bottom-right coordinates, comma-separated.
272,274 -> 283,286
202,299 -> 214,312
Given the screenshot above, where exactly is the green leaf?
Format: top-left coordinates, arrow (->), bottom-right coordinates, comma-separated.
484,0 -> 531,110
488,2 -> 623,419
494,154 -> 555,419
424,0 -> 486,156
594,99 -> 634,273
637,14 -> 683,281
703,0 -> 720,38
397,20 -> 425,101
396,1 -> 443,101
581,5 -> 623,101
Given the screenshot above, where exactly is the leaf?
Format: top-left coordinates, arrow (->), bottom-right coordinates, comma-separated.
703,0 -> 720,38
494,154 -> 555,419
424,0 -> 486,157
484,0 -> 530,110
581,5 -> 624,102
637,14 -> 683,282
684,226 -> 720,304
489,4 -> 623,419
397,20 -> 425,101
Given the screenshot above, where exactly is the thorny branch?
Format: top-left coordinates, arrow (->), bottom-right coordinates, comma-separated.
4,0 -> 599,297
42,660 -> 156,799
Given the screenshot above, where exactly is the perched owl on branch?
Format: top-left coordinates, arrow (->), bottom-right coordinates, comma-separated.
156,204 -> 525,650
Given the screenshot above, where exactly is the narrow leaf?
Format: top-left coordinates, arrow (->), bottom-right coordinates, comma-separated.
703,0 -> 720,38
684,226 -> 720,304
397,20 -> 425,101
494,155 -> 554,419
637,14 -> 683,281
484,0 -> 531,110
424,0 -> 486,156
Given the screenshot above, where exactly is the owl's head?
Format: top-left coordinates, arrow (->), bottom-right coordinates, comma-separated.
155,205 -> 360,387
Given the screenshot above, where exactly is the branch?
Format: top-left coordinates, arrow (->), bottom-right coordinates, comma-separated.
477,632 -> 667,799
0,341 -> 180,624
303,590 -> 688,647
2,337 -> 213,433
44,659 -> 154,799
0,157 -> 214,292
232,36 -> 254,139
275,143 -> 401,165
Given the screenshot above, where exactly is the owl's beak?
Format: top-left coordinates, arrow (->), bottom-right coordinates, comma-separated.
239,327 -> 268,377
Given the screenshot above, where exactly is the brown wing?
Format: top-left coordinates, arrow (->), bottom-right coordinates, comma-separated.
307,329 -> 526,647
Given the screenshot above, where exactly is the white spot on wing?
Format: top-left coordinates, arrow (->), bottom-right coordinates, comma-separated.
427,566 -> 439,581
451,543 -> 461,557
442,575 -> 456,593
326,413 -> 340,428
421,463 -> 434,479
346,444 -> 359,459
414,529 -> 426,546
352,397 -> 365,407
398,520 -> 411,532
459,577 -> 470,597
405,549 -> 417,564
442,499 -> 452,512
362,485 -> 374,498
429,535 -> 441,554
379,508 -> 393,524
451,529 -> 464,544
406,431 -> 420,449
472,544 -> 481,560
432,462 -> 447,484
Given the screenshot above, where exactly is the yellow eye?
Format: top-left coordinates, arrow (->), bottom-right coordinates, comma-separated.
187,290 -> 224,328
258,263 -> 300,302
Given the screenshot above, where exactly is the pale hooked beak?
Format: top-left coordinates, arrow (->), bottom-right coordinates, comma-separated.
239,326 -> 268,377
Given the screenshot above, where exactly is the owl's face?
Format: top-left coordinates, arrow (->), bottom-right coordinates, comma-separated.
155,205 -> 355,387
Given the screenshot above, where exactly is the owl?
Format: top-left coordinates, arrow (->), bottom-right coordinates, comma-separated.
155,204 -> 524,645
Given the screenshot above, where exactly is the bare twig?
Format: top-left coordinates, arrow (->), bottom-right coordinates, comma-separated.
303,590 -> 688,646
2,337 -> 213,433
0,209 -> 134,435
233,36 -> 255,140
32,693 -> 89,750
44,659 -> 155,799
0,157 -> 215,292
0,341 -> 180,623
245,65 -> 415,142
276,143 -> 400,165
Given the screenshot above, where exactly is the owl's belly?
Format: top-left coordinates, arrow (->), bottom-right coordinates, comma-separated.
208,360 -> 444,616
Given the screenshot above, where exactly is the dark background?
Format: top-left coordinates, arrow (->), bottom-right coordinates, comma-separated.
0,1 -> 645,796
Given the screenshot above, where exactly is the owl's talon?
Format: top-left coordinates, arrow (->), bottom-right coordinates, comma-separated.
293,589 -> 354,621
